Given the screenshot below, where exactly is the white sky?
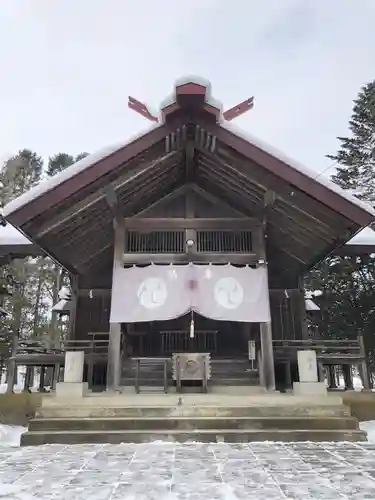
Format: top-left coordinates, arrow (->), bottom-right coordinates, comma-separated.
0,0 -> 374,177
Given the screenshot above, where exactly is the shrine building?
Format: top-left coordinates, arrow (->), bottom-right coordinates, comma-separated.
3,76 -> 375,395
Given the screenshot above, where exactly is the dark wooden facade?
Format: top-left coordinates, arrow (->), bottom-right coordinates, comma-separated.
3,78 -> 375,392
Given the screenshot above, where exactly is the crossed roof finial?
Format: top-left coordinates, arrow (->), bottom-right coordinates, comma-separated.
127,79 -> 254,123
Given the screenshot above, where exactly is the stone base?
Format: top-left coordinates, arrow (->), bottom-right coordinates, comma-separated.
293,382 -> 327,396
56,382 -> 89,398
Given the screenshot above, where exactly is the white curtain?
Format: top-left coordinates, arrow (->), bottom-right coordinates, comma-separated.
110,264 -> 270,323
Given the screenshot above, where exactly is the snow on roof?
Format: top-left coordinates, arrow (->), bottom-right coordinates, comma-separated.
0,224 -> 32,245
221,121 -> 375,217
3,76 -> 375,220
159,75 -> 224,115
346,226 -> 375,246
3,123 -> 160,217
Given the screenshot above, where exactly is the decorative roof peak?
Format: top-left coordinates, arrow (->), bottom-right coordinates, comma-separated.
128,75 -> 254,124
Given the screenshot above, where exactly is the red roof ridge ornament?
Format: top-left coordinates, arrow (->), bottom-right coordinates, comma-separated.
127,77 -> 254,123
128,96 -> 159,123
223,97 -> 254,122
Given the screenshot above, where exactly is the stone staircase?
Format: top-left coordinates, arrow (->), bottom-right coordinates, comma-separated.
21,398 -> 366,446
120,357 -> 259,389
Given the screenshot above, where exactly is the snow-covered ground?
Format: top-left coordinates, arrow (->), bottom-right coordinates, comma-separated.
1,424 -> 375,498
1,439 -> 375,498
0,424 -> 26,447
2,370 -> 375,497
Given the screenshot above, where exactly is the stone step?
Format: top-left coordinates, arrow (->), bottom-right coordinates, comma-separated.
29,416 -> 359,432
20,428 -> 367,446
36,404 -> 352,419
120,374 -> 260,387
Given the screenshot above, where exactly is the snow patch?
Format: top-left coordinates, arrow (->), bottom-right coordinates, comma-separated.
0,424 -> 25,447
0,224 -> 31,245
359,421 -> 375,443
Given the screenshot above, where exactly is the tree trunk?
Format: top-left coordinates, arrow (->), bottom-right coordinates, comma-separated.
32,260 -> 44,337
48,265 -> 61,348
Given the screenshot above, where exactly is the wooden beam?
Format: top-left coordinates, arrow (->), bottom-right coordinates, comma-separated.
185,140 -> 195,181
132,185 -> 188,217
123,217 -> 259,231
122,252 -> 258,265
103,185 -> 118,214
190,183 -> 245,216
36,150 -> 177,238
251,190 -> 277,220
75,242 -> 113,271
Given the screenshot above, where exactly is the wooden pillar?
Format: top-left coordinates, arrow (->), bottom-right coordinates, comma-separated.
297,277 -> 309,340
23,366 -> 34,392
38,366 -> 46,392
67,274 -> 79,341
87,360 -> 94,389
342,364 -> 353,390
317,361 -> 325,383
327,365 -> 337,389
253,224 -> 275,392
6,330 -> 18,394
106,215 -> 124,391
359,334 -> 371,390
52,363 -> 60,390
285,361 -> 292,388
260,322 -> 275,391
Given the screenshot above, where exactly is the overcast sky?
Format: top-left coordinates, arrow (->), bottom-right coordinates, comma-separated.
0,0 -> 374,177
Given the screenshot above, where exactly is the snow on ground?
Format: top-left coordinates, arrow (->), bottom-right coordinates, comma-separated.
0,424 -> 26,447
0,424 -> 375,498
2,441 -> 375,499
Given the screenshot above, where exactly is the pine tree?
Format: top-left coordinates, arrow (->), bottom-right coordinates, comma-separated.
307,79 -> 375,372
0,149 -> 43,204
47,152 -> 89,177
328,80 -> 375,204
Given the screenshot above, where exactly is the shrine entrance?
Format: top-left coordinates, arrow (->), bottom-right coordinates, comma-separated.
124,313 -> 257,359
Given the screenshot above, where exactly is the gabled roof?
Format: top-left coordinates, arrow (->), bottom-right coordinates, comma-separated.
2,76 -> 375,280
3,76 -> 375,223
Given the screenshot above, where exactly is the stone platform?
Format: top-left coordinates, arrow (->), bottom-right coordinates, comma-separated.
20,392 -> 366,446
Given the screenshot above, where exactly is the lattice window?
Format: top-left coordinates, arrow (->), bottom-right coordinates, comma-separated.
196,230 -> 252,253
126,231 -> 185,253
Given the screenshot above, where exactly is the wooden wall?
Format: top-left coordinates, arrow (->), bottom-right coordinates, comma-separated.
72,186 -> 306,343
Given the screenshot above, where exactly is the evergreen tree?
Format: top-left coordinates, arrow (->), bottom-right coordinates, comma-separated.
328,80 -> 375,204
306,254 -> 375,368
47,152 -> 89,177
0,149 -> 43,204
307,79 -> 375,372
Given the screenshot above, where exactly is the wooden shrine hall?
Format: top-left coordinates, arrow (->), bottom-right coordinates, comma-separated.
3,76 -> 375,395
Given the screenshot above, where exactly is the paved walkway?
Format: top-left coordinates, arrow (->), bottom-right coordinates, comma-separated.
1,442 -> 375,499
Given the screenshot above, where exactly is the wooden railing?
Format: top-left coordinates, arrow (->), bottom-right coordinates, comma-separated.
272,337 -> 365,361
12,336 -> 109,358
160,330 -> 218,354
